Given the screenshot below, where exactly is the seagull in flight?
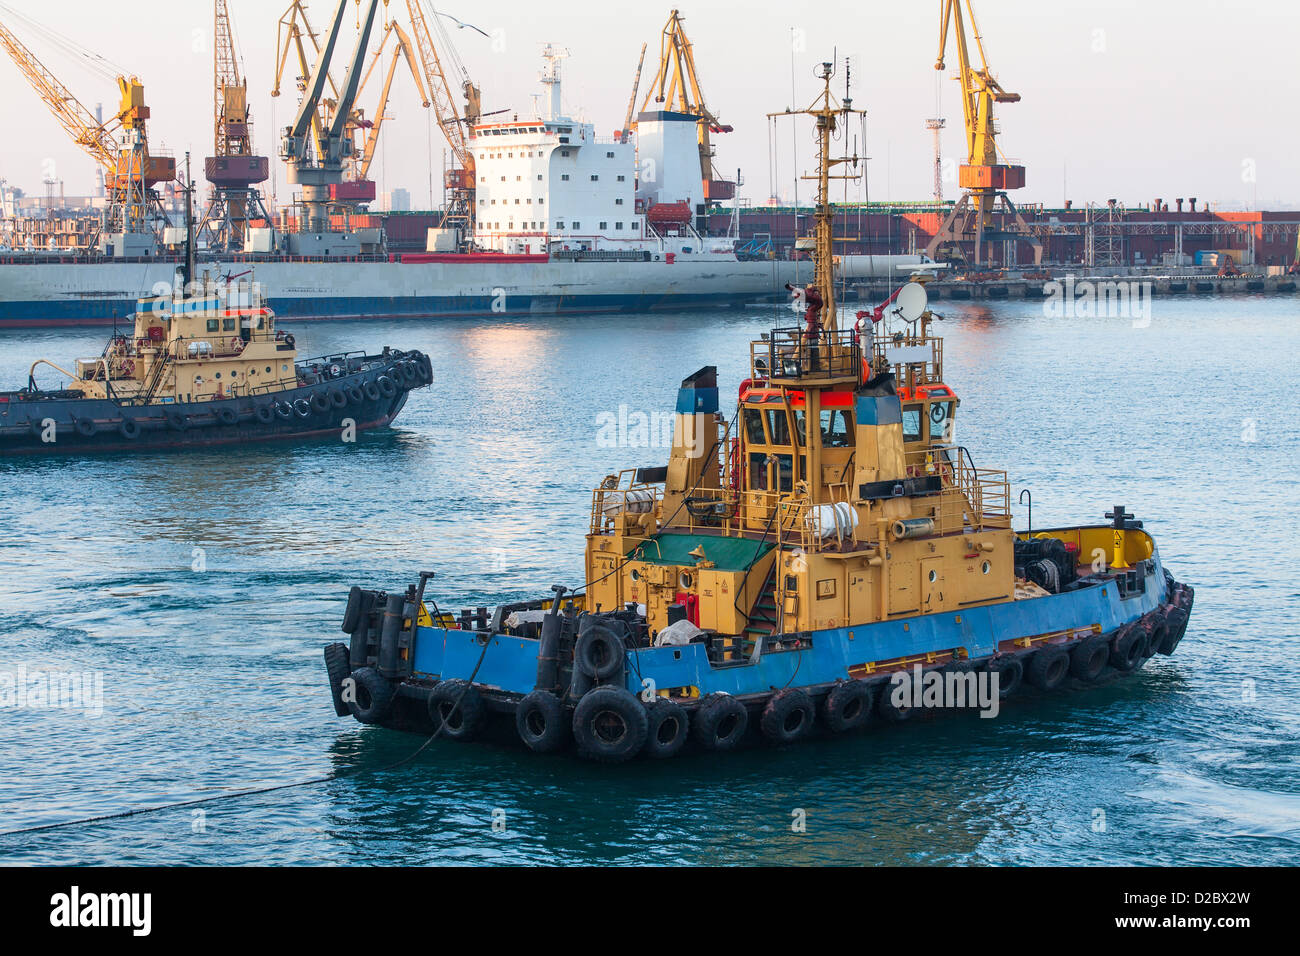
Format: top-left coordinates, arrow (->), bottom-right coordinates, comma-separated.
436,10 -> 489,37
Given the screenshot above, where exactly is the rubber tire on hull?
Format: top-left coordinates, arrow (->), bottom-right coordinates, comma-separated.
217,406 -> 239,426
574,625 -> 624,681
1069,638 -> 1110,681
311,392 -> 331,414
363,381 -> 381,402
274,402 -> 293,420
572,687 -> 648,763
692,693 -> 749,751
293,399 -> 311,419
341,586 -> 367,633
876,678 -> 914,722
823,679 -> 874,733
346,666 -> 394,724
324,643 -> 352,717
1110,626 -> 1146,673
255,403 -> 275,424
119,417 -> 141,439
167,411 -> 190,432
377,376 -> 397,398
515,689 -> 569,753
1143,611 -> 1168,659
987,656 -> 1023,699
328,388 -> 348,409
1159,606 -> 1189,655
1026,646 -> 1070,690
643,697 -> 689,759
74,417 -> 96,437
345,384 -> 365,405
760,689 -> 815,745
428,679 -> 486,741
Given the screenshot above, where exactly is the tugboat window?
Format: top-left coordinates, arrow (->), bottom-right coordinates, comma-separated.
743,408 -> 766,445
792,409 -> 807,446
748,453 -> 769,490
902,404 -> 923,443
820,409 -> 852,447
206,319 -> 219,332
776,454 -> 794,492
766,409 -> 791,447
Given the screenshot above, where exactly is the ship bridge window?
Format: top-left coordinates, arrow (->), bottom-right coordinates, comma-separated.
903,404 -> 923,444
206,319 -> 219,332
928,401 -> 955,443
821,409 -> 853,447
792,409 -> 806,446
776,454 -> 794,493
223,318 -> 235,331
766,409 -> 791,447
749,452 -> 768,491
743,408 -> 766,445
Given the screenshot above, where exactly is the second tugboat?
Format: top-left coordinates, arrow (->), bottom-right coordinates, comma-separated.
323,66 -> 1193,761
0,168 -> 430,455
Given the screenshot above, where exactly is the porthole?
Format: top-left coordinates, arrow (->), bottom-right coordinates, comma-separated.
981,561 -> 991,575
678,571 -> 693,590
630,568 -> 641,583
928,569 -> 938,583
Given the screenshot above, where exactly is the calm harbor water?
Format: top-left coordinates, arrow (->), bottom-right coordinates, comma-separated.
0,295 -> 1297,865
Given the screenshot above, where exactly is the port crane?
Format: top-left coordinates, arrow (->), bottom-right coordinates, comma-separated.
617,43 -> 648,144
405,0 -> 483,240
280,0 -> 380,245
202,0 -> 272,252
353,17 -> 431,182
0,11 -> 174,254
638,9 -> 735,204
926,0 -> 1040,266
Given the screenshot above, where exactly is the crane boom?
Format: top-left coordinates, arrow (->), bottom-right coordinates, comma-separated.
405,0 -> 471,170
618,43 -> 647,144
355,20 -> 430,180
0,19 -> 118,170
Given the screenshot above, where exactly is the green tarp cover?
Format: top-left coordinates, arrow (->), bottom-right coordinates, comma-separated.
631,532 -> 774,572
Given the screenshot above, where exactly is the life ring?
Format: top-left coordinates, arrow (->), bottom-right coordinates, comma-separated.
1069,637 -> 1109,681
362,380 -> 382,402
274,401 -> 293,420
216,405 -> 239,426
759,689 -> 815,744
427,679 -> 485,740
292,398 -> 311,418
642,697 -> 688,759
74,417 -> 97,438
514,689 -> 569,753
574,625 -> 624,681
1026,645 -> 1070,689
254,403 -> 275,424
345,383 -> 365,404
822,679 -> 874,733
691,692 -> 748,751
376,375 -> 397,398
310,391 -> 331,414
345,666 -> 394,724
229,337 -> 244,354
283,333 -> 296,349
572,686 -> 648,763
118,416 -> 141,439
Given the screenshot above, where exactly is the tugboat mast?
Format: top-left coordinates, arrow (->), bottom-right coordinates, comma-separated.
769,60 -> 865,332
182,152 -> 196,291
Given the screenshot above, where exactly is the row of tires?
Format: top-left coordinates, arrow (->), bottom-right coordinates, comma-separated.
327,592 -> 1193,764
13,355 -> 430,440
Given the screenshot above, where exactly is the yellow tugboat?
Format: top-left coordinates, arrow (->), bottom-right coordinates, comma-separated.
324,64 -> 1193,760
0,172 -> 430,454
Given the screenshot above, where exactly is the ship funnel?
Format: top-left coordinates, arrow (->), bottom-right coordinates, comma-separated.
661,366 -> 720,526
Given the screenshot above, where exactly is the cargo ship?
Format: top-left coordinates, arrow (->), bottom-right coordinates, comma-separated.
320,66 -> 1193,761
0,48 -> 928,328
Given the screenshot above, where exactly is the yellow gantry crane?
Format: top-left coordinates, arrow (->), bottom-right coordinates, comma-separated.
354,17 -> 430,181
638,8 -> 734,203
0,12 -> 173,248
926,0 -> 1040,266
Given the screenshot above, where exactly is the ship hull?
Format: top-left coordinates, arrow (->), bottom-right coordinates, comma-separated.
326,534 -> 1195,754
0,256 -> 901,327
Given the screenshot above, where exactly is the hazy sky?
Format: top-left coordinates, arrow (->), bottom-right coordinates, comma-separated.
0,0 -> 1294,211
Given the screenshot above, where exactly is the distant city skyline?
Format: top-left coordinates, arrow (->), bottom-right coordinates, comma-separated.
0,0 -> 1293,212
